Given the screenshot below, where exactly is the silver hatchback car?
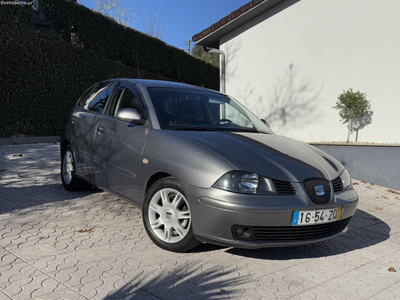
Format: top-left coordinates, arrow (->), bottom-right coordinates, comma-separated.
61,79 -> 359,252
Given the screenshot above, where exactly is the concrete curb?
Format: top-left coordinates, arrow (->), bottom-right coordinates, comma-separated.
0,136 -> 60,145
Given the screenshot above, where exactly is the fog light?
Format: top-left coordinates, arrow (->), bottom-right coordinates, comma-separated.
236,227 -> 247,236
232,225 -> 255,241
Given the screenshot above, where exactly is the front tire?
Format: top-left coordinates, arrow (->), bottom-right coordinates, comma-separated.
143,177 -> 200,252
61,145 -> 88,191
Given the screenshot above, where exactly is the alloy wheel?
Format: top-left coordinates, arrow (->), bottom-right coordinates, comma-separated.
147,188 -> 191,243
62,150 -> 74,184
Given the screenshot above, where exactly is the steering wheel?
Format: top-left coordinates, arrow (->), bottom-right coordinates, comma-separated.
214,119 -> 233,125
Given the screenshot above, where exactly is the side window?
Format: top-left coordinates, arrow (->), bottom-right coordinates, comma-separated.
83,82 -> 115,114
109,85 -> 144,117
77,86 -> 95,106
209,103 -> 220,120
224,103 -> 252,127
81,82 -> 108,107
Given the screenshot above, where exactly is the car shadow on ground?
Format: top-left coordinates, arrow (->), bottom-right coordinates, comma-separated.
104,209 -> 390,299
0,184 -> 103,215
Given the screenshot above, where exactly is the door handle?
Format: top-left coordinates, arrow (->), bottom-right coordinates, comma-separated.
97,127 -> 105,134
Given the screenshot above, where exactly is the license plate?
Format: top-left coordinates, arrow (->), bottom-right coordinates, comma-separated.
292,207 -> 342,226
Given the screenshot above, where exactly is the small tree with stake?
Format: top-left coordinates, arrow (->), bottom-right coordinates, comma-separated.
342,104 -> 373,142
333,89 -> 371,142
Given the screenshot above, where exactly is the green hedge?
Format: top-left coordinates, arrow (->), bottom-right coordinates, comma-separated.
0,2 -> 219,138
43,0 -> 218,88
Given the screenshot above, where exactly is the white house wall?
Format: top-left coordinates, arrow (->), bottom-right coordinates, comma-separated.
219,0 -> 400,143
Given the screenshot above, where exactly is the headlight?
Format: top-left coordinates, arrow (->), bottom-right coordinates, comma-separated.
213,171 -> 277,195
340,169 -> 352,190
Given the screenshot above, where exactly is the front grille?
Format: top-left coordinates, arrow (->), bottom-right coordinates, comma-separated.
304,179 -> 331,204
253,217 -> 351,241
272,179 -> 296,195
332,177 -> 343,193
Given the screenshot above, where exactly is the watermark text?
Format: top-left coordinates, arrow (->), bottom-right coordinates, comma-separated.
1,1 -> 33,5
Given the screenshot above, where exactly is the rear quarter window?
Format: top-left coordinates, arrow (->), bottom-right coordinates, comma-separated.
83,82 -> 116,114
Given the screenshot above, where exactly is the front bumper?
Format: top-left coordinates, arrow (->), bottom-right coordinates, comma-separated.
183,182 -> 359,249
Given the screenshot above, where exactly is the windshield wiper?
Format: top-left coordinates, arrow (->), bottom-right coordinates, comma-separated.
167,126 -> 215,131
167,126 -> 270,134
232,128 -> 272,134
236,128 -> 260,133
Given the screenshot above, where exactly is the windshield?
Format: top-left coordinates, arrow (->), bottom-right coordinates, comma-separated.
148,87 -> 273,133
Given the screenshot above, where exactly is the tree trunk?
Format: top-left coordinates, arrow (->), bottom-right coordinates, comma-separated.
355,129 -> 359,142
346,119 -> 352,143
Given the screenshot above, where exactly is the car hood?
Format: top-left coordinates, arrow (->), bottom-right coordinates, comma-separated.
172,131 -> 344,182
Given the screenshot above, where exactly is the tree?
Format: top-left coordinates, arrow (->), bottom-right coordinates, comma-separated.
191,45 -> 219,68
333,89 -> 371,142
342,104 -> 373,142
94,0 -> 134,26
94,0 -> 167,40
137,2 -> 166,40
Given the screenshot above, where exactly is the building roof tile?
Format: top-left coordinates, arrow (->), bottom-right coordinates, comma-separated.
192,0 -> 266,43
193,0 -> 286,48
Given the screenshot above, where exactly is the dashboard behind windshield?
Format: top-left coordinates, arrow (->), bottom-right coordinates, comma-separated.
148,87 -> 272,133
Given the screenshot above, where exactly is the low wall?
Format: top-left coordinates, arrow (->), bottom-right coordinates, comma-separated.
312,144 -> 400,190
1,137 -> 398,190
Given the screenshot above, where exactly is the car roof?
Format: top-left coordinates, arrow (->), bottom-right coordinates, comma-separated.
114,78 -> 217,92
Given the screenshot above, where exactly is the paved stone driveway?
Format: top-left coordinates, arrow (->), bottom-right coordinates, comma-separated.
0,143 -> 399,300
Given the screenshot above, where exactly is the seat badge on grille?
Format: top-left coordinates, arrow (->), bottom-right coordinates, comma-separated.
315,185 -> 325,196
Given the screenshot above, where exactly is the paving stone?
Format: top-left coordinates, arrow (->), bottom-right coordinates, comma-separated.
0,144 -> 399,299
71,275 -> 135,299
26,253 -> 86,275
7,241 -> 64,261
34,288 -> 87,300
0,251 -> 22,268
0,262 -> 40,285
0,290 -> 12,300
1,271 -> 64,300
89,254 -> 142,276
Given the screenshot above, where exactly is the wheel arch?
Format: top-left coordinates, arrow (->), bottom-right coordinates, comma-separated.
60,139 -> 71,156
145,172 -> 173,194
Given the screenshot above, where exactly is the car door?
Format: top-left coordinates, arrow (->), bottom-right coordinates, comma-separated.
92,82 -> 151,203
71,81 -> 117,181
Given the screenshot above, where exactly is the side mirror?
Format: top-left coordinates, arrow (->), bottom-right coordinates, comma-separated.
116,108 -> 146,125
261,119 -> 270,127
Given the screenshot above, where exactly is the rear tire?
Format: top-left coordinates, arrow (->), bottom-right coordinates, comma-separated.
143,177 -> 200,252
61,145 -> 88,191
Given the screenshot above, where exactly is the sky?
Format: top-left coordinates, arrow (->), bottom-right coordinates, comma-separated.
79,0 -> 249,52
